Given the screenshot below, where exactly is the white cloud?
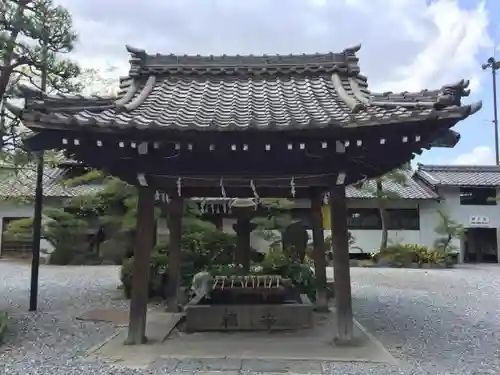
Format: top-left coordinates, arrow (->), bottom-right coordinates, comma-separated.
53,0 -> 491,93
452,146 -> 496,165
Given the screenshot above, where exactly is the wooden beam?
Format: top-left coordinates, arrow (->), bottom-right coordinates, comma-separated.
310,189 -> 329,313
329,184 -> 354,343
165,196 -> 184,313
125,187 -> 155,345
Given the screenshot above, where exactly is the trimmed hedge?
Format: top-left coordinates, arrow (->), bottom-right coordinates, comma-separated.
0,311 -> 7,344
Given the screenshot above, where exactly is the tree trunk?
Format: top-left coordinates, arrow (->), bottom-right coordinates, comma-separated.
377,181 -> 389,250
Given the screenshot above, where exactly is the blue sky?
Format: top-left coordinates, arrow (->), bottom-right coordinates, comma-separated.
416,0 -> 498,165
58,0 -> 494,166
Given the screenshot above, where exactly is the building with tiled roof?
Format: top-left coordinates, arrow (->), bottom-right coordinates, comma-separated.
0,165 -> 101,198
413,164 -> 500,264
416,164 -> 500,187
1,163 -> 500,264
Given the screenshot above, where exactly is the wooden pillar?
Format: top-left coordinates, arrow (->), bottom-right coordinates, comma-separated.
329,185 -> 354,343
233,216 -> 252,273
125,187 -> 155,345
310,189 -> 329,312
165,196 -> 184,313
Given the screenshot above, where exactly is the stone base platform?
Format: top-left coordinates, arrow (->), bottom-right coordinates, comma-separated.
86,309 -> 397,369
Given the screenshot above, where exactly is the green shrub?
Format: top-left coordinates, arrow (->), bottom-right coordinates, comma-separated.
4,210 -> 93,265
373,243 -> 453,267
372,244 -> 415,267
260,246 -> 317,301
99,237 -> 129,265
120,252 -> 168,299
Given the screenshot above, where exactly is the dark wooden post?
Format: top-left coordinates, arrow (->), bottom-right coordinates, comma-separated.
329,185 -> 354,343
125,187 -> 156,345
165,196 -> 184,312
310,189 -> 329,312
232,216 -> 252,274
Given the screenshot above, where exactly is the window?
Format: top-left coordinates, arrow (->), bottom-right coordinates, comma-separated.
460,187 -> 497,206
386,209 -> 419,230
290,208 -> 419,230
347,209 -> 381,229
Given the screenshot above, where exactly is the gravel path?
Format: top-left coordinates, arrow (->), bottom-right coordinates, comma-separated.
0,261 -> 499,374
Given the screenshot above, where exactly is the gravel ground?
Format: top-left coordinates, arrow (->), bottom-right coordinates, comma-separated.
0,261 -> 499,375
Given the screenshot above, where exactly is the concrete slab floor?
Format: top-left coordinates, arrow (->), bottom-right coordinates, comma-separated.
86,310 -> 397,370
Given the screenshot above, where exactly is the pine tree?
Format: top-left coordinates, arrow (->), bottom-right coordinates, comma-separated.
0,0 -> 80,153
354,164 -> 411,249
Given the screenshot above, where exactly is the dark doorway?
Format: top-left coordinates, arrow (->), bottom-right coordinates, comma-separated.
464,228 -> 498,263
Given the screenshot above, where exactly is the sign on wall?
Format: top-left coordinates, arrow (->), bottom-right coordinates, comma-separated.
469,215 -> 490,226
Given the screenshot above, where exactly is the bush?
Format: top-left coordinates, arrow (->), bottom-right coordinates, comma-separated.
260,246 -> 316,300
209,246 -> 317,301
99,236 -> 129,265
4,210 -> 93,265
373,243 -> 454,267
121,252 -> 168,299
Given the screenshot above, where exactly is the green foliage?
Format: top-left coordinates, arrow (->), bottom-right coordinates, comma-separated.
121,253 -> 168,299
99,236 -> 129,265
433,209 -> 464,253
207,245 -> 317,301
1,0 -> 81,154
3,208 -> 90,265
320,232 -> 356,262
354,165 -> 410,249
260,246 -> 317,301
354,167 -> 410,200
43,208 -> 90,265
282,221 -> 309,262
3,217 -> 33,241
64,174 -> 150,238
64,169 -> 104,187
251,198 -> 312,262
372,243 -> 454,267
120,222 -> 240,299
252,198 -> 293,243
0,0 -> 79,94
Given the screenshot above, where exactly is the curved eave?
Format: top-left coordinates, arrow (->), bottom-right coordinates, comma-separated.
18,105 -> 474,134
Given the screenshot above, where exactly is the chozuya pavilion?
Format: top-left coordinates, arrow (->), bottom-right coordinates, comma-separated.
9,44 -> 481,345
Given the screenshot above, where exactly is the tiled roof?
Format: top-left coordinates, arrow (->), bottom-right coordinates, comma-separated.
0,166 -> 101,198
345,170 -> 439,199
416,164 -> 500,187
9,45 -> 481,133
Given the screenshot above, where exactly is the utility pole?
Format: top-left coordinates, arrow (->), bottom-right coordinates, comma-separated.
29,45 -> 47,312
482,57 -> 500,166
